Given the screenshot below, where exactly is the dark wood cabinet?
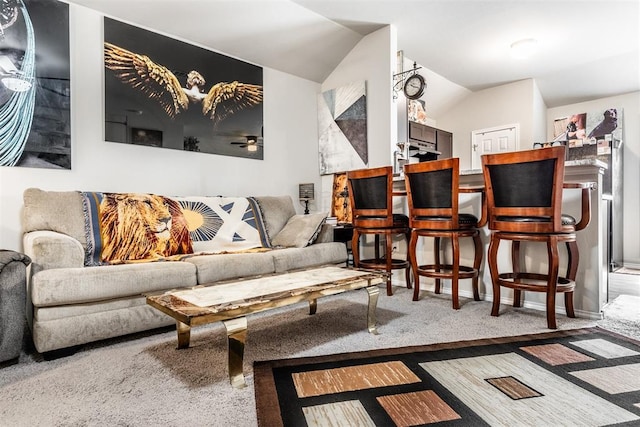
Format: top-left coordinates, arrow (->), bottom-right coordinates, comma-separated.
409,122 -> 436,143
408,121 -> 453,159
436,129 -> 453,159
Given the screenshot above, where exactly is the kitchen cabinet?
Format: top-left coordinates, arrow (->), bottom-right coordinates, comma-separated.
436,129 -> 452,159
408,121 -> 453,159
409,122 -> 436,143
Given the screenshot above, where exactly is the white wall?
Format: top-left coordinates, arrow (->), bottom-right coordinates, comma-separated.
0,4 -> 322,252
532,79 -> 547,144
318,25 -> 397,210
547,91 -> 640,267
395,56 -> 471,138
436,79 -> 543,169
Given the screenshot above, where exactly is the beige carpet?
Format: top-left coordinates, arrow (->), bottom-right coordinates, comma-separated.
599,294 -> 640,339
0,286 -> 637,426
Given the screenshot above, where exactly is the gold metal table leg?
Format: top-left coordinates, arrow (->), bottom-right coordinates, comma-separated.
176,321 -> 191,349
366,286 -> 380,335
309,299 -> 317,315
223,317 -> 248,389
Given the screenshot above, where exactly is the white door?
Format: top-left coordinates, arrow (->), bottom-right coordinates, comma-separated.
471,124 -> 519,170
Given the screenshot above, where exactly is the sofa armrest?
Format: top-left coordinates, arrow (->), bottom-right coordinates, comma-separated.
23,230 -> 85,271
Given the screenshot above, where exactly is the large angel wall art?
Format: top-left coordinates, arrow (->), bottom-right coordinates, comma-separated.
103,18 -> 264,159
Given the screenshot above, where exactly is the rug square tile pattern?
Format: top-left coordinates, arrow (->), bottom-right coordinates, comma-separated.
569,363 -> 640,394
292,361 -> 421,398
376,390 -> 461,426
302,400 -> 376,427
485,376 -> 543,400
519,343 -> 595,365
420,352 -> 638,426
569,338 -> 640,359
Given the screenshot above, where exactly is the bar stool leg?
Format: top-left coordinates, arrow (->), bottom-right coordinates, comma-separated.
546,236 -> 560,329
433,237 -> 442,294
405,231 -> 412,289
472,231 -> 482,301
512,241 -> 523,307
565,240 -> 579,318
385,233 -> 393,296
351,230 -> 361,269
410,232 -> 421,301
489,234 -> 502,317
451,234 -> 460,310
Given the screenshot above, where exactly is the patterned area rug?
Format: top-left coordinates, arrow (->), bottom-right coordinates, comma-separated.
254,328 -> 640,426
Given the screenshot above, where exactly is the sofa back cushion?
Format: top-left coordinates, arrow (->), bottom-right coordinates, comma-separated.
23,188 -> 87,247
271,212 -> 327,248
253,196 -> 296,243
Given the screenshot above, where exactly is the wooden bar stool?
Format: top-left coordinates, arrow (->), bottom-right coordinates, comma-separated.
347,166 -> 411,296
481,146 -> 594,329
404,158 -> 485,309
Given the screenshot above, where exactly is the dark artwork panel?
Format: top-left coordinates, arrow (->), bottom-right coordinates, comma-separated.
317,81 -> 368,175
0,0 -> 71,169
103,18 -> 264,160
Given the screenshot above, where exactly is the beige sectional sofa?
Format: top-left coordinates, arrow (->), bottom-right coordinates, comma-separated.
22,188 -> 346,353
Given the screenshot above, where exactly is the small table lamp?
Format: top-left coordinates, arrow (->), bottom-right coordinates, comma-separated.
299,183 -> 314,214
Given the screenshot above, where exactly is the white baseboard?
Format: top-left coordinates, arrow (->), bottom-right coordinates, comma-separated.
622,262 -> 640,269
395,279 -> 603,320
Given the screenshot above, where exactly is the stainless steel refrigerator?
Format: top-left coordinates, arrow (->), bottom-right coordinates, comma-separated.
559,107 -> 624,271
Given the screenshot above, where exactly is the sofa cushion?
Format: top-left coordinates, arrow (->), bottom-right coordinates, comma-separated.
271,212 -> 327,248
183,251 -> 276,284
271,242 -> 347,273
23,188 -> 86,247
253,196 -> 296,243
32,300 -> 173,353
30,261 -> 197,306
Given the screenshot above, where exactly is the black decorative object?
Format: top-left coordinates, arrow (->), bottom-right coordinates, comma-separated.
299,183 -> 314,215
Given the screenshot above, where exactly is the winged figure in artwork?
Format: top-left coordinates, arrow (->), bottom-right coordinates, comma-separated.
103,42 -> 263,126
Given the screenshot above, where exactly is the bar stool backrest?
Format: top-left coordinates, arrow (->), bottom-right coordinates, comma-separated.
347,166 -> 394,229
404,158 -> 459,230
481,146 -> 566,233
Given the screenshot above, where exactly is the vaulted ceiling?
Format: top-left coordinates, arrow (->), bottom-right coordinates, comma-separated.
69,0 -> 640,108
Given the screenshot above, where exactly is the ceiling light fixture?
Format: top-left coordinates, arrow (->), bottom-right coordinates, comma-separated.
510,38 -> 538,59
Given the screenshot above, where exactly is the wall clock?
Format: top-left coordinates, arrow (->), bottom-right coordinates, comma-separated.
403,73 -> 426,100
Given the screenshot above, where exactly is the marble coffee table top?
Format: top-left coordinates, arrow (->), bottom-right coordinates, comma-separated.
146,266 -> 384,324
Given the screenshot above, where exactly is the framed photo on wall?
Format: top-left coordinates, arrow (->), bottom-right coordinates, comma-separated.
317,80 -> 368,175
0,0 -> 70,169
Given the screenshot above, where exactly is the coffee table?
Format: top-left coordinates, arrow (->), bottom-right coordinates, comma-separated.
146,265 -> 385,388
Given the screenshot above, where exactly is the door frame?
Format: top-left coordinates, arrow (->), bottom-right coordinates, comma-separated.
471,123 -> 520,170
